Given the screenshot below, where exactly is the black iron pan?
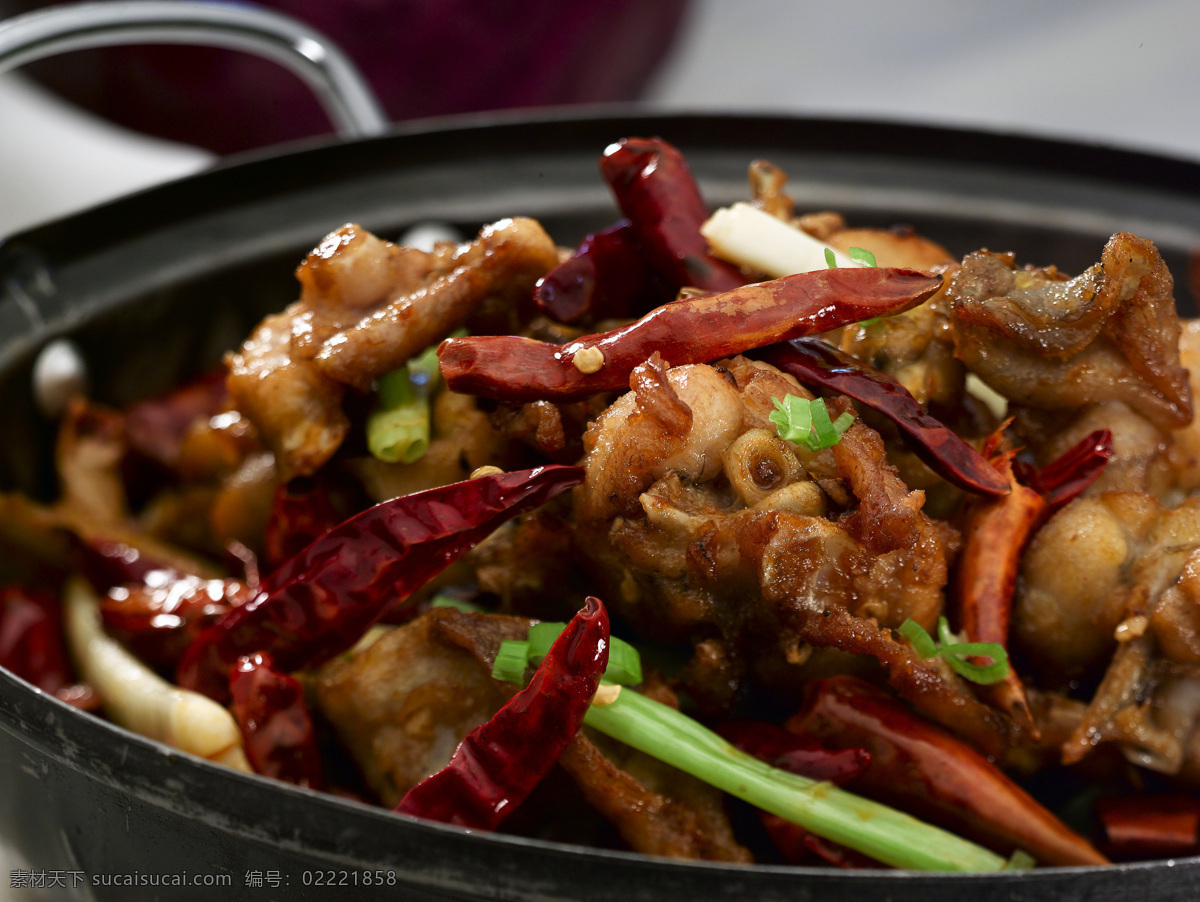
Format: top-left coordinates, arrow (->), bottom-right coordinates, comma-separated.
2,107 -> 1200,901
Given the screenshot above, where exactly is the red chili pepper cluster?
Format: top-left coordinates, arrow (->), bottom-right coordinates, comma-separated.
533,137 -> 742,324
177,465 -> 584,702
0,585 -> 74,696
397,596 -> 610,829
443,269 -> 942,404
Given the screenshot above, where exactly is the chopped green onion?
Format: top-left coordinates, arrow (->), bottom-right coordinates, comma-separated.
898,617 -> 1011,685
824,247 -> 837,269
936,617 -> 1011,684
491,639 -> 531,683
495,621 -> 644,686
769,396 -> 854,452
583,688 -> 1006,872
847,246 -> 878,267
367,366 -> 431,464
898,618 -> 938,659
365,339 -> 450,464
529,621 -> 644,686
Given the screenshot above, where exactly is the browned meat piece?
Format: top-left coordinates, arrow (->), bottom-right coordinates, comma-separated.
55,397 -> 128,523
575,355 -> 973,738
828,229 -> 961,409
558,730 -> 752,863
226,309 -> 349,480
748,159 -> 793,220
315,218 -> 559,391
227,218 -> 557,479
314,608 -> 529,806
949,233 -> 1192,431
1015,491 -> 1200,779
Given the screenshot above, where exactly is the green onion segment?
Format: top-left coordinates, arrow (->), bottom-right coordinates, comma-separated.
769,395 -> 854,452
847,246 -> 878,267
366,366 -> 431,464
365,343 -> 443,464
491,640 -> 531,684
492,622 -> 644,687
898,617 -> 1011,685
583,688 -> 1006,872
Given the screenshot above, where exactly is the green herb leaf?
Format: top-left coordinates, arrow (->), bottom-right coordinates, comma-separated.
847,246 -> 878,267
824,247 -> 837,269
897,617 -> 1011,685
769,396 -> 854,452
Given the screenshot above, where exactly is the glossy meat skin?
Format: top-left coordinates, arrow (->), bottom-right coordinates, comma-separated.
227,219 -> 558,478
949,233 -> 1192,432
574,356 -> 985,740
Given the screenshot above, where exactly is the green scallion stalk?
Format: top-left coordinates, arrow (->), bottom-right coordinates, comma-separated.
367,365 -> 432,464
495,623 -> 644,687
491,640 -> 531,683
583,688 -> 1007,872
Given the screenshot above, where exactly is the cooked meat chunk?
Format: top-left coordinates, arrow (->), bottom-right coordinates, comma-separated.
227,218 -> 558,478
574,355 -> 978,741
949,233 -> 1191,431
559,729 -> 752,862
315,608 -> 529,807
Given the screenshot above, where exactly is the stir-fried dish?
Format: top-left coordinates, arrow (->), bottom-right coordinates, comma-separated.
7,136 -> 1200,870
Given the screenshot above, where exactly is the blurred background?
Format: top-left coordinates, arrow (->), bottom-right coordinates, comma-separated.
1,0 -> 1198,239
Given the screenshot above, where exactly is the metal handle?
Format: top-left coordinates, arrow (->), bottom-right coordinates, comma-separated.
0,0 -> 389,139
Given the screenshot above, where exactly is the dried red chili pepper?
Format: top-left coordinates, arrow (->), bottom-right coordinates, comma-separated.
396,596 -> 609,830
533,220 -> 673,324
177,465 -> 584,702
1013,428 -> 1113,511
786,675 -> 1108,867
751,338 -> 1009,497
955,436 -> 1044,732
440,269 -> 942,403
955,428 -> 1114,729
263,476 -> 345,572
718,720 -> 878,868
100,574 -> 254,670
229,651 -> 325,790
599,137 -> 745,294
1095,795 -> 1200,861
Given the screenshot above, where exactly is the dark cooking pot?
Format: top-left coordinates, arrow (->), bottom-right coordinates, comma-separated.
3,108 -> 1200,900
